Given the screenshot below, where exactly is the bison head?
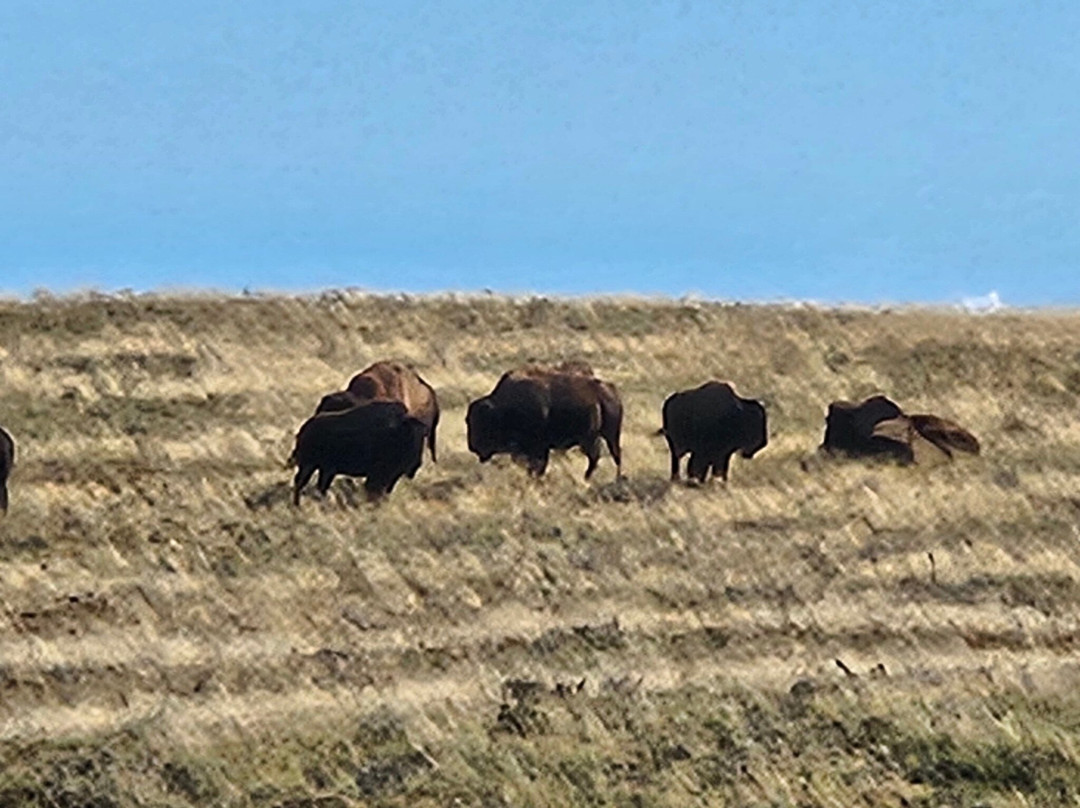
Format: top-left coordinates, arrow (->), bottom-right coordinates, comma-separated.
823,395 -> 905,453
398,417 -> 428,480
740,399 -> 768,458
466,398 -> 502,462
314,390 -> 359,415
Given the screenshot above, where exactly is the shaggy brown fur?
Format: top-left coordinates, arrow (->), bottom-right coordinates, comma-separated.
467,367 -> 623,479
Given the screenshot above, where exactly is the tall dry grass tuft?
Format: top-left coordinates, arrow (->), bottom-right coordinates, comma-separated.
2,292 -> 1080,805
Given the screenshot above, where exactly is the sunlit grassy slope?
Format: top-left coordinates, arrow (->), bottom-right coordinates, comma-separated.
2,292 -> 1080,806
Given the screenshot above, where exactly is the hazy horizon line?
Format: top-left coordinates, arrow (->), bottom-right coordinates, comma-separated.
0,284 -> 1045,313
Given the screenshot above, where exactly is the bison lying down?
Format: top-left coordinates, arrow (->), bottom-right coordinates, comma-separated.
467,365 -> 623,479
0,426 -> 13,514
822,396 -> 909,461
291,401 -> 426,504
660,381 -> 767,483
313,361 -> 440,463
822,395 -> 980,464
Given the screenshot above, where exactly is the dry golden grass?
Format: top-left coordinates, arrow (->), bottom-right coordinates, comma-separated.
2,292 -> 1080,806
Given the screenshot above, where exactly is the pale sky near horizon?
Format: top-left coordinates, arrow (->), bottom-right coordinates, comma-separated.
2,2 -> 1078,304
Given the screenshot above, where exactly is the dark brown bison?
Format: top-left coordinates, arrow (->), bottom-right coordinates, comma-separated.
466,367 -> 623,479
822,396 -> 979,464
290,401 -> 427,505
659,382 -> 767,483
312,361 -> 439,462
0,426 -> 13,514
822,395 -> 909,460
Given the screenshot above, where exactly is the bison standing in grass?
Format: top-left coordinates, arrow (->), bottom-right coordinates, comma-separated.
290,401 -> 427,504
312,361 -> 440,463
0,426 -> 13,514
659,381 -> 768,484
467,365 -> 623,480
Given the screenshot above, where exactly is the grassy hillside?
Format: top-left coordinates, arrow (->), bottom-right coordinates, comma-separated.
2,292 -> 1080,807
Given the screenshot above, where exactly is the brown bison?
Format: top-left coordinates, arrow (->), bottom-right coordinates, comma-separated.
466,366 -> 623,479
659,382 -> 767,483
291,401 -> 427,505
0,426 -> 13,514
822,395 -> 980,463
312,361 -> 439,462
906,413 -> 981,456
871,414 -> 981,464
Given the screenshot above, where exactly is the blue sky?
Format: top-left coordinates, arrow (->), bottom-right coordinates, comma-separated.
2,1 -> 1078,303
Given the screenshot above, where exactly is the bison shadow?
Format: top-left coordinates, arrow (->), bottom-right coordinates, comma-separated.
243,481 -> 293,510
593,474 -> 671,505
245,478 -> 371,510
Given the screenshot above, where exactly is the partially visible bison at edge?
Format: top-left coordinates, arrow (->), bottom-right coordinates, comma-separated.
822,395 -> 980,464
313,361 -> 440,463
466,365 -> 623,479
0,426 -> 13,514
291,401 -> 427,504
659,381 -> 767,483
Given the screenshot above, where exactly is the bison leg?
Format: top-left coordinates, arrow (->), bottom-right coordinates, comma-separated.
582,437 -> 601,480
598,388 -> 623,478
0,482 -> 7,514
710,451 -> 733,482
665,436 -> 681,481
316,468 -> 337,497
602,427 -> 623,478
405,450 -> 423,480
428,414 -> 439,463
527,449 -> 550,478
364,474 -> 391,502
687,452 -> 710,484
292,465 -> 317,506
378,463 -> 405,494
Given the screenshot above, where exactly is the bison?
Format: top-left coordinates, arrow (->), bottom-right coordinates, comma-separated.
312,361 -> 439,462
0,426 -> 13,514
871,413 -> 981,464
821,395 -> 980,463
466,366 -> 623,479
659,381 -> 767,483
906,413 -> 981,457
821,395 -> 909,460
290,400 -> 427,505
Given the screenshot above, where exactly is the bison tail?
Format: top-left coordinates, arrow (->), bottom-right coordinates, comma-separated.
654,427 -> 666,437
284,449 -> 297,469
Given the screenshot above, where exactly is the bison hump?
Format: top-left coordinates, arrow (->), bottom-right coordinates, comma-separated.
346,375 -> 382,400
